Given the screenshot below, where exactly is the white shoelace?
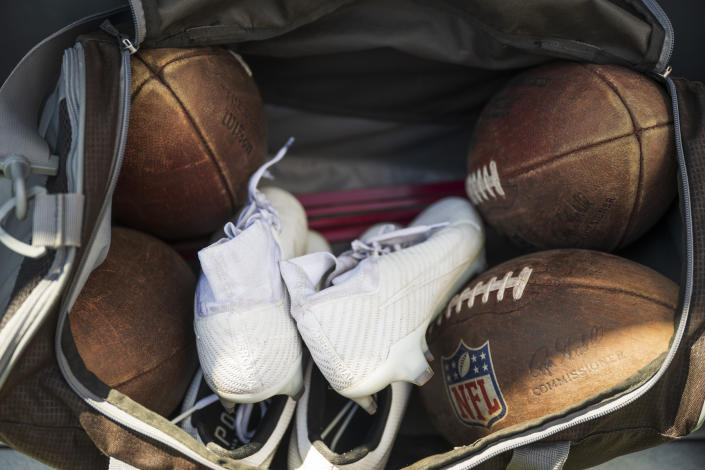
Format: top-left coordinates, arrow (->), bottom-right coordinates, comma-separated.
326,222 -> 449,286
350,222 -> 449,259
172,391 -> 359,451
171,140 -> 295,446
171,394 -> 269,445
222,137 -> 294,239
234,401 -> 269,443
321,401 -> 360,452
312,223 -> 450,450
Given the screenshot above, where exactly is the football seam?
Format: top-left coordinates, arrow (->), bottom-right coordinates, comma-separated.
581,64 -> 644,249
131,49 -> 231,99
530,279 -> 676,309
109,342 -> 195,389
430,278 -> 676,337
131,52 -> 239,208
495,122 -> 669,181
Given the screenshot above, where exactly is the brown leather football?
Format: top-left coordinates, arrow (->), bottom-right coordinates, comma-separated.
421,249 -> 677,445
113,47 -> 266,240
69,227 -> 198,417
466,61 -> 676,251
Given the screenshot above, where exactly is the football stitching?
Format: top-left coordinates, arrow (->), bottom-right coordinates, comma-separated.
435,267 -> 533,328
466,160 -> 505,204
429,267 -> 676,335
468,65 -> 672,211
529,280 -> 677,310
467,123 -> 670,207
498,123 -> 668,181
109,342 -> 194,389
582,64 -> 645,249
131,50 -> 229,99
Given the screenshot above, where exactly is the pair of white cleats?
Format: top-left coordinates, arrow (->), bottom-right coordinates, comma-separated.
193,142 -> 486,467
177,363 -> 412,469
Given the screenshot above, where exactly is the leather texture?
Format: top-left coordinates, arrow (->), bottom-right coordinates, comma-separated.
466,62 -> 676,251
69,227 -> 197,417
113,47 -> 266,240
423,249 -> 677,446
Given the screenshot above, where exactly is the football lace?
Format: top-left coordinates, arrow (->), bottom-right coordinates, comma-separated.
465,160 -> 505,204
434,267 -> 533,329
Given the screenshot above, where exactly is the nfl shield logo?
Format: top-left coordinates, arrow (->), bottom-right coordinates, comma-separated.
442,340 -> 507,428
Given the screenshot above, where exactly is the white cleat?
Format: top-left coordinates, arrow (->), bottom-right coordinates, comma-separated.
288,362 -> 412,470
194,140 -> 331,409
280,197 -> 486,414
176,368 -> 297,468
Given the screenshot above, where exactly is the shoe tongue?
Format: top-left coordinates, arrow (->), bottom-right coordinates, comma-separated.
323,224 -> 448,287
198,222 -> 282,304
280,252 -> 337,305
325,252 -> 362,287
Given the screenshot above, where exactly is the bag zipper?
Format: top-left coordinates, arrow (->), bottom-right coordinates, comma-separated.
0,40 -> 89,389
642,0 -> 675,76
126,0 -> 146,49
55,30 -> 233,470
100,20 -> 137,54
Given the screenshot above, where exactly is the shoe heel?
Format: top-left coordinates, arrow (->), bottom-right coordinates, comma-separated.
281,366 -> 305,401
337,324 -> 434,414
212,356 -> 304,408
219,397 -> 237,413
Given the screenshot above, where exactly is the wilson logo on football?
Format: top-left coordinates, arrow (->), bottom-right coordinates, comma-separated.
442,340 -> 507,428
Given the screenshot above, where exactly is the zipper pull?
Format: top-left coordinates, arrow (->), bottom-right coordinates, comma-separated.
656,65 -> 673,80
99,20 -> 138,54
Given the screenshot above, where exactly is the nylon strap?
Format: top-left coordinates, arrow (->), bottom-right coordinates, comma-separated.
108,457 -> 140,470
31,193 -> 84,248
507,441 -> 570,470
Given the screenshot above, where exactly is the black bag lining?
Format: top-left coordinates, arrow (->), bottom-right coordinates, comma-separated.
306,365 -> 391,464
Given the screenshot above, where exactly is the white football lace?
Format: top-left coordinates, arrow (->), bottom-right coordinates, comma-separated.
325,222 -> 449,286
222,138 -> 294,238
466,160 -> 505,204
434,267 -> 533,328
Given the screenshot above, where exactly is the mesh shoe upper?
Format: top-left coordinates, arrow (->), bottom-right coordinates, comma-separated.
282,197 -> 485,393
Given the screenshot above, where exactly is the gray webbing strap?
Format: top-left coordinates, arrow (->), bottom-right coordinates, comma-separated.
507,441 -> 570,470
31,193 -> 84,248
108,457 -> 140,470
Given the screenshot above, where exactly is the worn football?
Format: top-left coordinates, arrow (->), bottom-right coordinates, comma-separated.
113,47 -> 266,240
466,61 -> 676,251
421,249 -> 677,445
69,227 -> 198,417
